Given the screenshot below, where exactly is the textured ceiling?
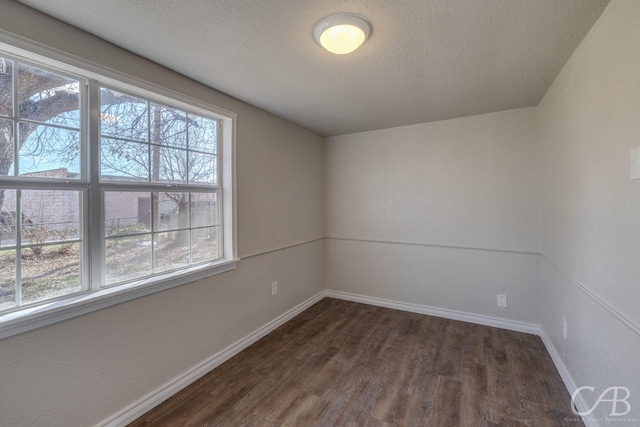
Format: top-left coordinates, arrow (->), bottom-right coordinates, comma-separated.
17,0 -> 610,136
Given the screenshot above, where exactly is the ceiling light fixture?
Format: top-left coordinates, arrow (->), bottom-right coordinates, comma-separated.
313,14 -> 371,55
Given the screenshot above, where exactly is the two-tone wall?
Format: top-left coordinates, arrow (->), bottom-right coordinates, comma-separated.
325,1 -> 639,424
0,1 -> 324,426
325,108 -> 541,327
537,0 -> 640,422
1,0 -> 638,426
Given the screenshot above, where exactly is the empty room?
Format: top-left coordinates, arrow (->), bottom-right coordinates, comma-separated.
0,0 -> 638,426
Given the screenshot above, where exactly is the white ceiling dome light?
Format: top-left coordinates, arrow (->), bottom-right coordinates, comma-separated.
313,14 -> 371,55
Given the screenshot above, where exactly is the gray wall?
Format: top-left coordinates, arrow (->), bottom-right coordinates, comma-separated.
325,108 -> 541,323
0,2 -> 324,426
537,0 -> 640,421
1,0 -> 639,425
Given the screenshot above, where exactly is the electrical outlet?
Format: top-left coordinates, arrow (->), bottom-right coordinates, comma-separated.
271,281 -> 278,296
497,294 -> 507,308
562,316 -> 567,339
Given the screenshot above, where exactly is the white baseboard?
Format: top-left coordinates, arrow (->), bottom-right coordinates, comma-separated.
539,328 -> 599,427
325,289 -> 540,335
326,290 -> 600,424
102,290 -> 593,427
100,290 -> 326,427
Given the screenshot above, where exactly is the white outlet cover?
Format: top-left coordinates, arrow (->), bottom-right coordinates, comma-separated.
631,147 -> 640,180
497,294 -> 507,308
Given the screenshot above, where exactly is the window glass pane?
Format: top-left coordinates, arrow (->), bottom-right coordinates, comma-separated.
0,57 -> 13,117
150,103 -> 186,148
17,63 -> 80,129
104,191 -> 151,236
105,234 -> 152,285
151,146 -> 187,183
190,192 -> 219,227
20,190 -> 81,245
0,188 -> 17,247
21,243 -> 81,304
188,114 -> 217,154
18,124 -> 80,177
154,192 -> 189,231
189,152 -> 216,185
100,88 -> 148,142
191,227 -> 219,263
101,138 -> 149,181
0,53 -> 232,317
0,249 -> 16,310
0,119 -> 14,177
154,230 -> 189,273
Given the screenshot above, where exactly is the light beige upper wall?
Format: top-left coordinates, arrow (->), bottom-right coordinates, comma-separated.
326,108 -> 539,253
537,0 -> 640,326
0,0 -> 324,258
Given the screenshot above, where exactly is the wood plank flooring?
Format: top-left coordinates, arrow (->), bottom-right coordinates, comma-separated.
129,298 -> 582,426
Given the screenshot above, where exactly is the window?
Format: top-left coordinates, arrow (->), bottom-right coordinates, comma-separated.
0,43 -> 236,337
99,87 -> 223,285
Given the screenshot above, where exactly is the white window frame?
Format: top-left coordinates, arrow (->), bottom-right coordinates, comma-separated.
0,36 -> 237,340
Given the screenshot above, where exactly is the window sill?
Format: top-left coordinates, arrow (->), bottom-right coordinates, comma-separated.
0,259 -> 238,340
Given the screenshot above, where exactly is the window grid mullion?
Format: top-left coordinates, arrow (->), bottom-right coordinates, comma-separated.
88,80 -> 103,291
15,118 -> 80,134
12,59 -> 18,176
77,79 -> 88,292
98,182 -> 219,192
188,192 -> 193,265
15,189 -> 22,306
148,102 -> 156,275
147,100 -> 152,183
186,113 -> 190,185
11,60 -> 22,306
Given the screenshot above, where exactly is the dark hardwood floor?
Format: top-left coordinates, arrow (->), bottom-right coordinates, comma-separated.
129,298 -> 582,426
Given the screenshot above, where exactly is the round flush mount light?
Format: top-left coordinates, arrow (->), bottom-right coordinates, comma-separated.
313,14 -> 371,55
